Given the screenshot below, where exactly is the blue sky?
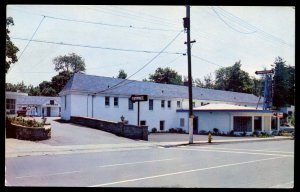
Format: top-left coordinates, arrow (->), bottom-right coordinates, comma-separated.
6,5 -> 295,87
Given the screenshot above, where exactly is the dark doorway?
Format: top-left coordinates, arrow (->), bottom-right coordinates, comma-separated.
193,116 -> 198,134
254,116 -> 262,131
47,107 -> 51,117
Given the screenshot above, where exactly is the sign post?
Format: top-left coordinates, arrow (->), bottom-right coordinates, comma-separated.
130,95 -> 148,126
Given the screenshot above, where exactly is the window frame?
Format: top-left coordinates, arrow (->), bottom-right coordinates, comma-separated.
128,98 -> 134,110
149,99 -> 153,110
167,100 -> 171,108
161,100 -> 165,108
114,97 -> 119,107
105,96 -> 110,106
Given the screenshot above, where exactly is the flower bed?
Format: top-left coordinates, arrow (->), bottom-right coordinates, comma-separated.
6,116 -> 51,141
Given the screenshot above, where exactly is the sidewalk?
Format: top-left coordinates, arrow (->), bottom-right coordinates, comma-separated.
5,136 -> 292,158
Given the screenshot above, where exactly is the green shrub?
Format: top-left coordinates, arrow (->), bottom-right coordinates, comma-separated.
7,116 -> 43,128
151,128 -> 157,133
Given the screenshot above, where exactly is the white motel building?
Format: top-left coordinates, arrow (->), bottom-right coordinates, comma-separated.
59,73 -> 281,134
5,91 -> 61,117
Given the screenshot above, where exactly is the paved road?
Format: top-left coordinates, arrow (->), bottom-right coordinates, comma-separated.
6,140 -> 294,188
5,117 -> 294,187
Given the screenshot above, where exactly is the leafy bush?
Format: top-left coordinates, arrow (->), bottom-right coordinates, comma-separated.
228,130 -> 235,136
213,128 -> 219,135
177,128 -> 183,133
169,128 -> 177,133
240,131 -> 247,136
151,128 -> 157,133
253,131 -> 259,137
6,116 -> 43,128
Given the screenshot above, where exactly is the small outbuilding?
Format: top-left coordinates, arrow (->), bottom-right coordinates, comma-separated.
177,103 -> 278,134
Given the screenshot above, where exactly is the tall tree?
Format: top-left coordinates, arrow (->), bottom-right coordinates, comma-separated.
214,61 -> 253,93
53,53 -> 86,73
194,78 -> 204,88
117,69 -> 127,79
149,67 -> 182,85
272,57 -> 294,108
203,74 -> 214,89
28,85 -> 40,96
6,17 -> 19,73
5,81 -> 28,92
251,77 -> 263,97
51,71 -> 73,94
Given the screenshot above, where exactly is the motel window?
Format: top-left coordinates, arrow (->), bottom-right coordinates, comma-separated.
105,96 -> 110,106
50,100 -> 54,105
160,120 -> 165,131
114,97 -> 119,106
161,100 -> 165,108
177,101 -> 181,108
6,99 -> 16,114
180,118 -> 185,127
128,98 -> 134,110
233,116 -> 252,132
149,99 -> 153,110
140,120 -> 146,126
168,100 -> 171,108
192,101 -> 195,107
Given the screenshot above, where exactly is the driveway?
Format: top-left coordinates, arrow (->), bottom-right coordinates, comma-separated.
36,117 -> 141,146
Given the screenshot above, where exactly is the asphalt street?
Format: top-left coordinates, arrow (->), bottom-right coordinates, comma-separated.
5,117 -> 294,188
6,140 -> 294,188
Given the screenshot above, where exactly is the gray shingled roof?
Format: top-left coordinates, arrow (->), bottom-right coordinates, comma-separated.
60,73 -> 262,104
16,96 -> 61,105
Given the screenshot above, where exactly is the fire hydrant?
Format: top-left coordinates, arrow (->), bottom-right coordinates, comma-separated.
208,132 -> 212,143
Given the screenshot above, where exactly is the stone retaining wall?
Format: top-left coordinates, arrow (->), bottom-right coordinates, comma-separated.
9,123 -> 51,141
70,116 -> 148,141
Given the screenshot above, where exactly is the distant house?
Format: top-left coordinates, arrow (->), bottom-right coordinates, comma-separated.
59,73 -> 281,134
5,91 -> 61,117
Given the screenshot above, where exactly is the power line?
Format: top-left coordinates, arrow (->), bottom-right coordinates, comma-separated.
8,6 -> 179,32
80,5 -> 180,30
45,15 -> 179,32
211,7 -> 257,34
214,7 -> 293,47
191,54 -> 224,68
12,37 -> 185,55
9,16 -> 45,72
93,30 -> 184,94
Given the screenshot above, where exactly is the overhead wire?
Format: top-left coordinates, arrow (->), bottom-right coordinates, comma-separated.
7,6 -> 179,32
211,7 -> 257,34
12,37 -> 185,55
9,16 -> 45,72
93,30 -> 184,94
213,6 -> 293,47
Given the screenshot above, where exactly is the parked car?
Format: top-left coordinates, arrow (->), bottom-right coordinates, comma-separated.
17,107 -> 27,117
279,123 -> 295,132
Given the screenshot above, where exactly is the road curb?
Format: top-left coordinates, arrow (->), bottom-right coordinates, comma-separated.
156,136 -> 293,148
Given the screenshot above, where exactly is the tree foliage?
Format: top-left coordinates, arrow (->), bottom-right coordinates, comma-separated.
6,17 -> 19,73
272,57 -> 294,108
149,67 -> 182,85
214,61 -> 253,93
53,53 -> 86,73
117,69 -> 127,79
51,71 -> 73,94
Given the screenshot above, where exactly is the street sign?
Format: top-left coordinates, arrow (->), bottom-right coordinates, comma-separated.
130,95 -> 148,103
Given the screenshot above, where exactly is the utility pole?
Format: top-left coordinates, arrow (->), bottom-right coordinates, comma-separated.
184,5 -> 194,144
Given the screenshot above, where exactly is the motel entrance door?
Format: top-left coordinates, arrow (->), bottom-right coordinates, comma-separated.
47,107 -> 51,117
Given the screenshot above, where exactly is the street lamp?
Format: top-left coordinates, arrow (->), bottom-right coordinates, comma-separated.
120,115 -> 125,122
